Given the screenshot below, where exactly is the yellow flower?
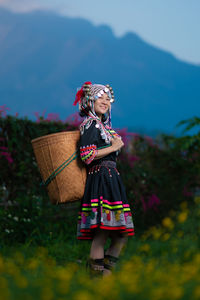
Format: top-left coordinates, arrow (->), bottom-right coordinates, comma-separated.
162,217 -> 174,230
0,256 -> 4,272
152,228 -> 162,240
56,267 -> 71,281
139,243 -> 150,252
0,277 -> 10,300
184,250 -> 192,259
194,196 -> 200,204
193,286 -> 200,299
180,201 -> 188,209
73,291 -> 93,300
27,258 -> 39,270
95,275 -> 119,299
177,230 -> 184,238
169,209 -> 176,217
15,275 -> 28,288
13,252 -> 24,265
177,211 -> 188,223
40,286 -> 54,300
193,253 -> 200,264
161,233 -> 170,241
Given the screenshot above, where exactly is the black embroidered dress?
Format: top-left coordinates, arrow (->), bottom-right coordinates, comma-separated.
77,119 -> 135,240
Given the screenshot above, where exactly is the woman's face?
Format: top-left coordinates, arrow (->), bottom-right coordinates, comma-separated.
94,92 -> 111,119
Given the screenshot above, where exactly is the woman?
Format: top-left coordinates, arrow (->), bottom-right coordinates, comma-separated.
73,81 -> 135,277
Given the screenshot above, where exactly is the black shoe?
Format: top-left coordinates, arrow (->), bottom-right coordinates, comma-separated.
104,254 -> 119,271
86,258 -> 104,278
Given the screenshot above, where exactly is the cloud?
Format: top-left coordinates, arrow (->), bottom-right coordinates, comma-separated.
0,0 -> 65,13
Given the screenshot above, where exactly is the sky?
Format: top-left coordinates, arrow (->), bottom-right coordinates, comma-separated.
0,0 -> 200,65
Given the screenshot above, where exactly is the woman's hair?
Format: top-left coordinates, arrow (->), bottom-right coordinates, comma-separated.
79,108 -> 107,123
79,108 -> 90,118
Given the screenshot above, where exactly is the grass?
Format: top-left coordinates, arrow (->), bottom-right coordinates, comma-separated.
0,196 -> 200,299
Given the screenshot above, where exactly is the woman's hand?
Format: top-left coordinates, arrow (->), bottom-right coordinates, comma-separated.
93,136 -> 124,161
111,136 -> 124,151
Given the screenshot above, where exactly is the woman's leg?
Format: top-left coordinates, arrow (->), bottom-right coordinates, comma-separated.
103,232 -> 128,275
106,232 -> 128,257
90,228 -> 109,258
87,229 -> 109,277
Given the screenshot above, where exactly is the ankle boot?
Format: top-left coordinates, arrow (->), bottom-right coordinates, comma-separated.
104,254 -> 119,272
86,258 -> 104,278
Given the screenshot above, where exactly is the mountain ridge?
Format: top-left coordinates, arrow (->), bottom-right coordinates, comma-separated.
0,7 -> 199,135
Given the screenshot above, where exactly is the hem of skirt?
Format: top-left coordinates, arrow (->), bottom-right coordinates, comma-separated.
77,223 -> 135,240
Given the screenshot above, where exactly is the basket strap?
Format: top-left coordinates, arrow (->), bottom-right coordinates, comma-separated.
40,150 -> 78,187
40,144 -> 112,187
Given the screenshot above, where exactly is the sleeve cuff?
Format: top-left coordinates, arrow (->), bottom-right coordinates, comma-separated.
80,144 -> 98,165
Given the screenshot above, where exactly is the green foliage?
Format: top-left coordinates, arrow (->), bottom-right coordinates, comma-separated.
0,114 -> 77,203
118,127 -> 199,230
0,114 -> 200,243
1,113 -> 200,299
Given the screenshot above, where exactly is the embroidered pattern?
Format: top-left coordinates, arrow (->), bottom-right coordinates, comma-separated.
80,117 -> 121,144
77,197 -> 135,239
80,198 -> 132,212
80,144 -> 97,164
106,128 -> 120,138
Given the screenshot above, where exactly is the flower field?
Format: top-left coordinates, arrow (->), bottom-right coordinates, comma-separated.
0,196 -> 199,300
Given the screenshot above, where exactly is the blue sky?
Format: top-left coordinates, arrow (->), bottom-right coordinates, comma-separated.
1,0 -> 200,65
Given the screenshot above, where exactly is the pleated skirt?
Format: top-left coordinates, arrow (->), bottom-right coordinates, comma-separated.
77,161 -> 135,240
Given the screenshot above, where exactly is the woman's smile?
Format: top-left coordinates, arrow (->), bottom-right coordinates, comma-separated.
100,105 -> 107,109
94,92 -> 111,119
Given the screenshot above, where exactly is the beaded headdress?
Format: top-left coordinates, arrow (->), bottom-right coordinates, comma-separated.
73,81 -> 115,143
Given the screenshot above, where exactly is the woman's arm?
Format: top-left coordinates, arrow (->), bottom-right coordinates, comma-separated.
94,136 -> 124,160
94,145 -> 114,160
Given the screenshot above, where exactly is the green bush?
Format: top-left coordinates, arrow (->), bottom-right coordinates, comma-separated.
0,108 -> 200,243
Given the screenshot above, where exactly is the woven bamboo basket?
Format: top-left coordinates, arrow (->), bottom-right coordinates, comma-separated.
31,130 -> 87,204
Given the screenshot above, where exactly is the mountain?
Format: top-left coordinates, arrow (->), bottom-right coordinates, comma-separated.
0,7 -> 200,135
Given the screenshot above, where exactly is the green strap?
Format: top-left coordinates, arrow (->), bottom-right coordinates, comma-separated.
97,144 -> 111,150
40,144 -> 111,187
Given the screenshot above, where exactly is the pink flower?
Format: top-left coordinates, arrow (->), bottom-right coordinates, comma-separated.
115,128 -> 141,146
64,112 -> 82,127
0,148 -> 14,164
46,113 -> 60,122
0,105 -> 10,118
147,194 -> 161,209
129,132 -> 141,142
144,135 -> 155,147
34,110 -> 47,123
141,194 -> 161,212
126,153 -> 140,167
183,186 -> 193,197
116,128 -> 129,147
34,110 -> 63,123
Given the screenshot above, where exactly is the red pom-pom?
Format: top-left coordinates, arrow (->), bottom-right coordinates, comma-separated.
84,81 -> 92,85
73,88 -> 84,106
73,81 -> 92,106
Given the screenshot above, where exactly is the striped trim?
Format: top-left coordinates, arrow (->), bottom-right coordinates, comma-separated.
78,224 -> 135,236
80,199 -> 131,212
80,144 -> 97,164
106,129 -> 120,138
